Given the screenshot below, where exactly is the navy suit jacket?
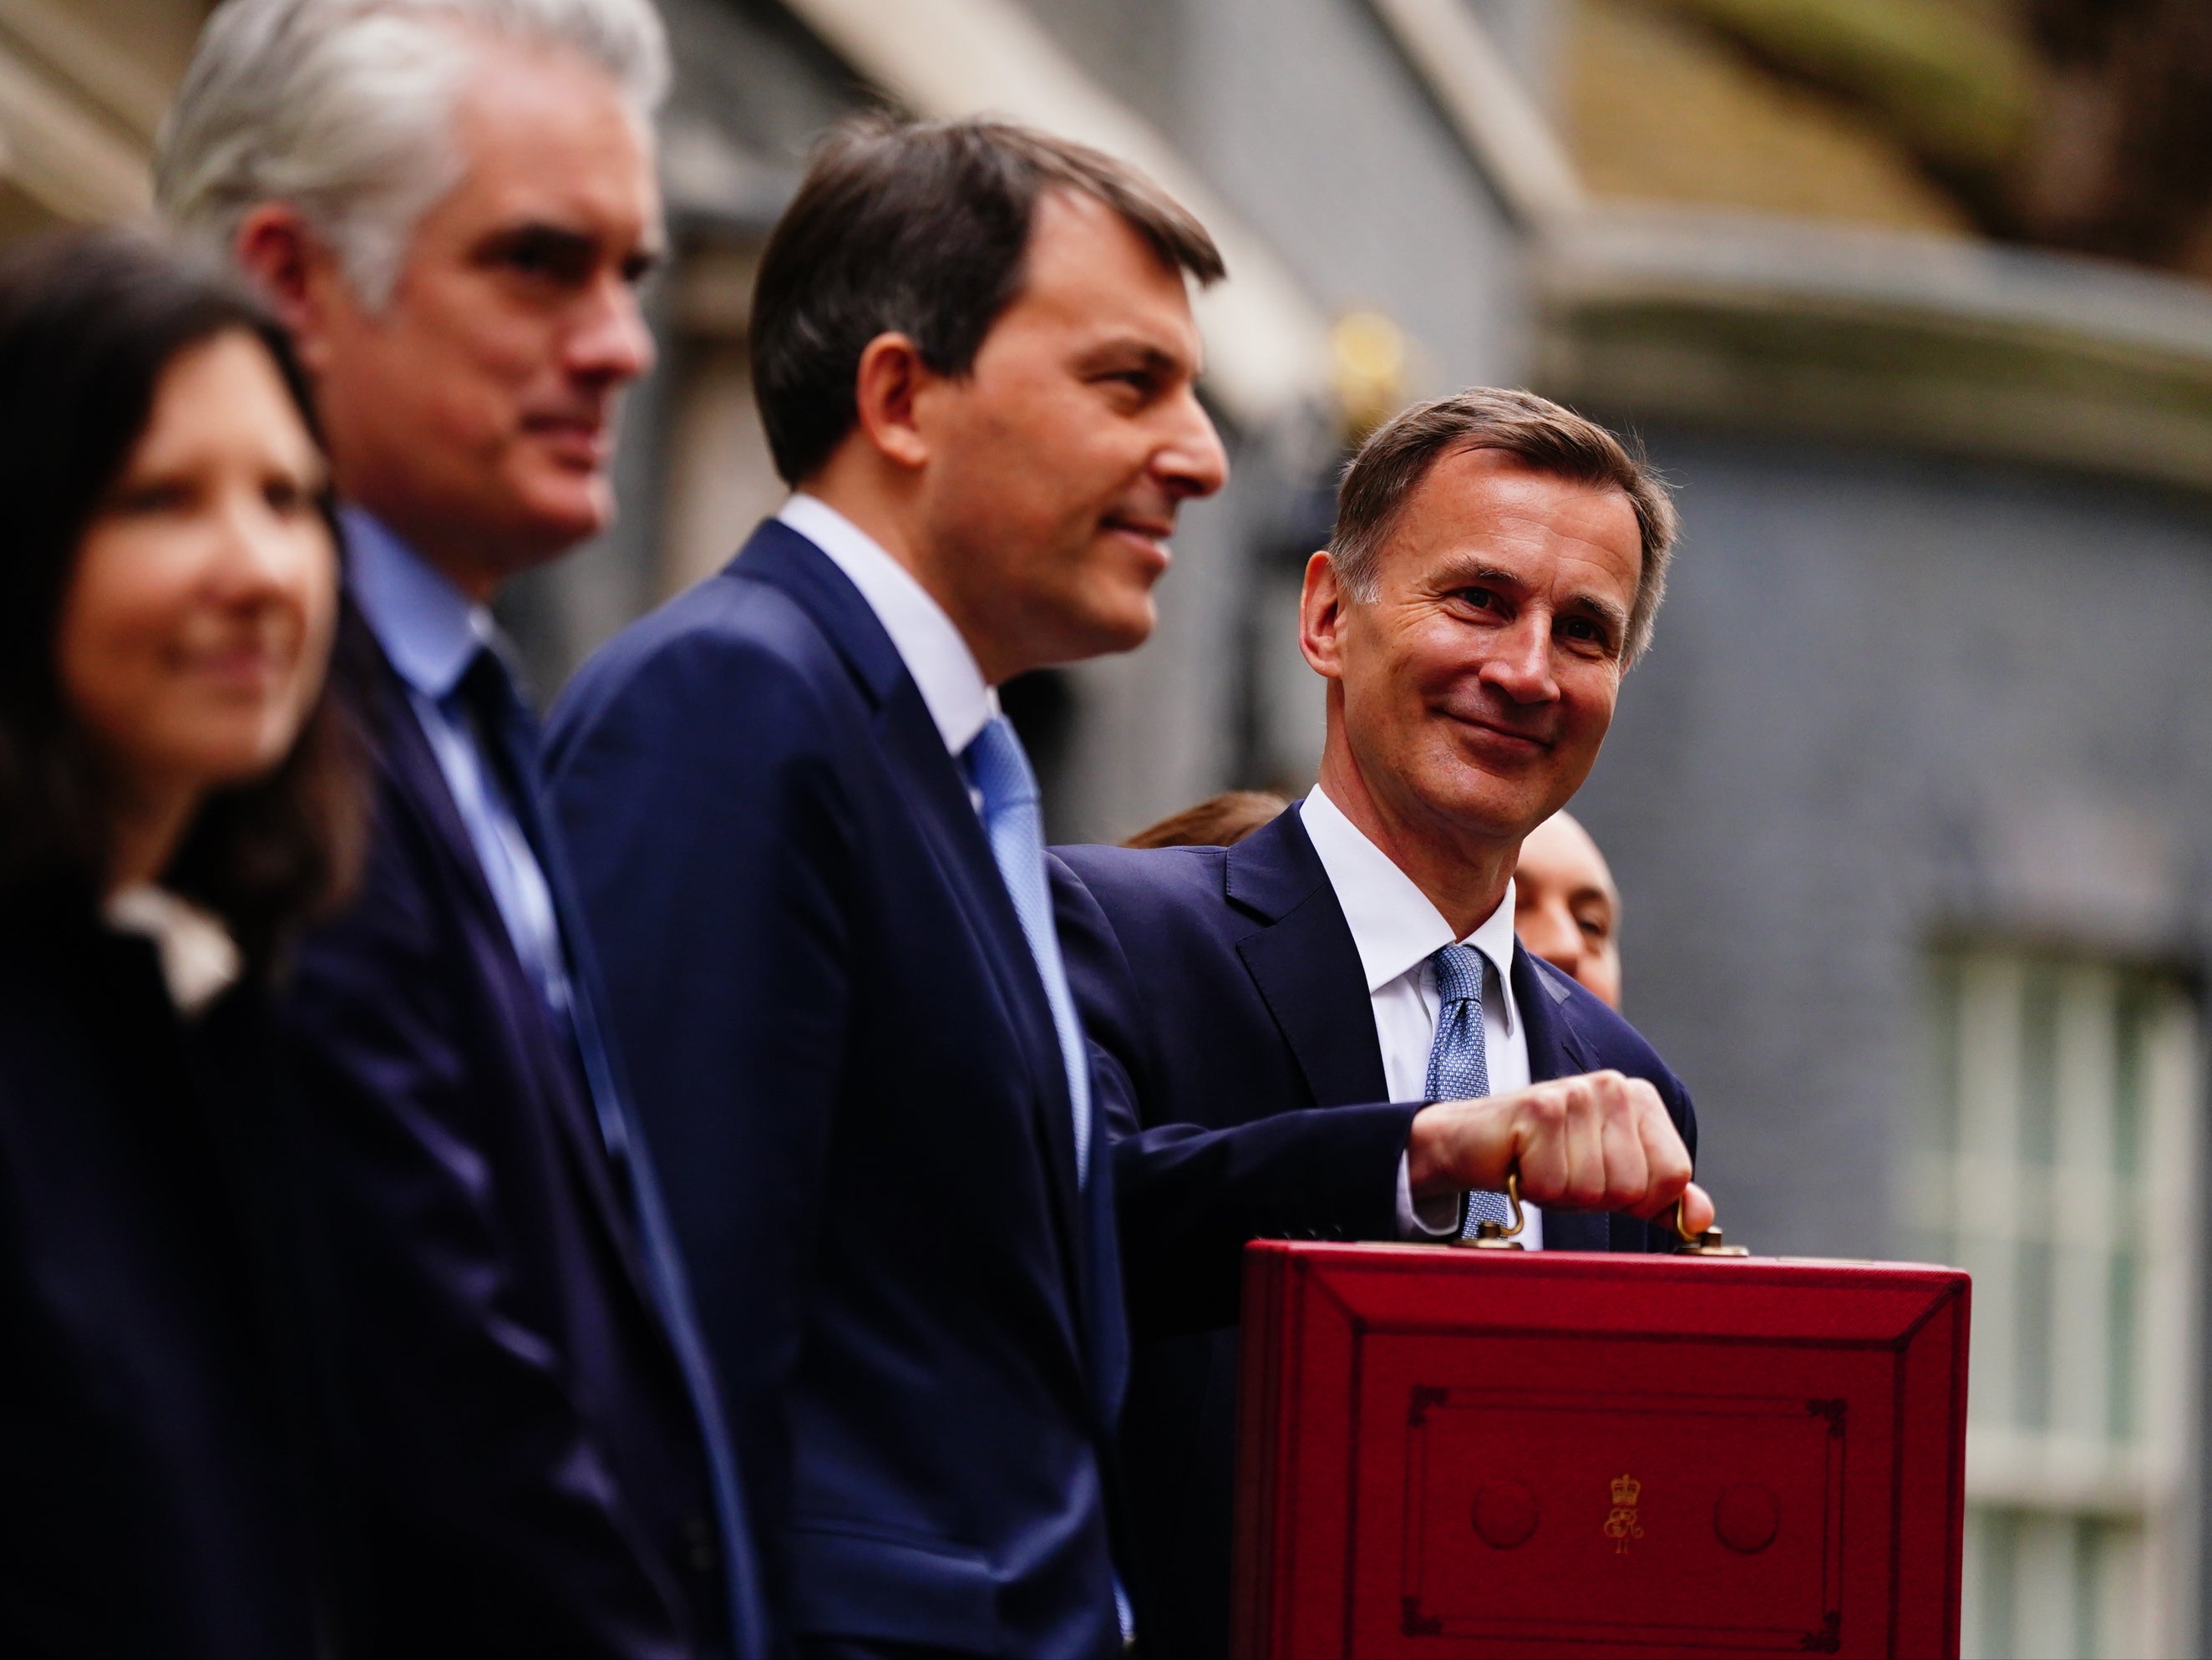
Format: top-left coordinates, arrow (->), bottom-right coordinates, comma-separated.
0,894 -> 317,1659
546,520 -> 1127,1660
1051,806 -> 1698,1660
273,626 -> 738,1659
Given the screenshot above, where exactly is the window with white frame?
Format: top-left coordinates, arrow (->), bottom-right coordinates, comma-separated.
1904,947 -> 2201,1660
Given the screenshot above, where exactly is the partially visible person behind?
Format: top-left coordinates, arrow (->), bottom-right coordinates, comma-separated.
1512,809 -> 1621,1008
156,1 -> 764,1653
1121,788 -> 1288,850
0,228 -> 360,1659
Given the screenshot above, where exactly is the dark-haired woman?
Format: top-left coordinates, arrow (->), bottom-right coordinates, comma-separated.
0,230 -> 361,1657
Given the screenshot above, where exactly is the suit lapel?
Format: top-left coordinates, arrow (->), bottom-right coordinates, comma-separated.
738,528 -> 1095,1349
356,628 -> 510,954
359,623 -> 665,1307
1227,810 -> 1390,1109
738,529 -> 1083,1208
1515,943 -> 1597,1082
890,683 -> 1088,1242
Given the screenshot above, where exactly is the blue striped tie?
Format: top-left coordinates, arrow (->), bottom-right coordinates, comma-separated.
1425,943 -> 1515,1236
961,714 -> 1093,1185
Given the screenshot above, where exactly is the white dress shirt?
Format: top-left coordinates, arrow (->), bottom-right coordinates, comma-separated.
1300,784 -> 1542,1247
778,494 -> 997,757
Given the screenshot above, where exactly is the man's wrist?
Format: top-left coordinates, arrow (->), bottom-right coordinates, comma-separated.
1406,1100 -> 1475,1199
1406,1102 -> 1445,1197
1408,1097 -> 1516,1200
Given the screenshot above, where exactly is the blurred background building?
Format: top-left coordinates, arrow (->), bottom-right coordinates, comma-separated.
13,2 -> 2212,1654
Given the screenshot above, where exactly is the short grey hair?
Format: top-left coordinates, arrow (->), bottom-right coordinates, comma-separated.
155,0 -> 669,309
1331,387 -> 1680,667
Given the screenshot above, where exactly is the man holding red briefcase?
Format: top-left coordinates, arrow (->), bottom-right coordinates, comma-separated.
1052,388 -> 1711,1659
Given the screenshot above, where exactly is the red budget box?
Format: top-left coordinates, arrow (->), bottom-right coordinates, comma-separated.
1230,1242 -> 1970,1660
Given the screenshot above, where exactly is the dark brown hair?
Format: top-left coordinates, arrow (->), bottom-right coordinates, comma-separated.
750,113 -> 1225,485
1122,789 -> 1290,850
0,226 -> 363,968
1332,388 -> 1680,665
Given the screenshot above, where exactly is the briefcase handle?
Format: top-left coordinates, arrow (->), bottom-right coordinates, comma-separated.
1452,1170 -> 1751,1256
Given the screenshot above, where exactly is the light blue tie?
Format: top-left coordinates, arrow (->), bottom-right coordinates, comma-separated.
962,714 -> 1093,1186
1426,943 -> 1515,1236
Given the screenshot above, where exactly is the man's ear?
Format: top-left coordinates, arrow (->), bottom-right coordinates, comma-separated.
1299,549 -> 1349,681
850,332 -> 931,470
231,203 -> 343,375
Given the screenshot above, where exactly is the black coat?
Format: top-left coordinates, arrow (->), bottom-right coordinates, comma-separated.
0,891 -> 318,1659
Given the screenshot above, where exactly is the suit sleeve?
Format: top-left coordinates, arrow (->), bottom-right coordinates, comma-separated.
276,792 -> 693,1660
1051,856 -> 1420,1338
548,632 -> 855,1625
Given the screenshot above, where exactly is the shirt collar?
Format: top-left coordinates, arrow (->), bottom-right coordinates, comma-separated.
342,507 -> 495,702
1301,783 -> 1518,1023
104,884 -> 241,1018
776,493 -> 996,756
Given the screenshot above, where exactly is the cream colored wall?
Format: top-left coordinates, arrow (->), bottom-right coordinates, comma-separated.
0,0 -> 209,234
656,243 -> 784,600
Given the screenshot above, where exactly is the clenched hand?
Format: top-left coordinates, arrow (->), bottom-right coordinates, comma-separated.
1404,1070 -> 1712,1231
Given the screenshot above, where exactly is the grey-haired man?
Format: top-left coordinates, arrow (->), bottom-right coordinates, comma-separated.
157,3 -> 762,1655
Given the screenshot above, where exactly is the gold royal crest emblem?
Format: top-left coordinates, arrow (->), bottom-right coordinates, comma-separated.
1603,1473 -> 1644,1555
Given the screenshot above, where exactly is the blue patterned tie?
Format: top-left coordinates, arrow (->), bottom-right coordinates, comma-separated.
962,714 -> 1093,1187
457,645 -> 767,1657
1425,943 -> 1515,1236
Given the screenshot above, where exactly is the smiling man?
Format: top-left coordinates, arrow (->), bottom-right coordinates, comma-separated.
545,116 -> 1226,1660
155,3 -> 763,1656
1049,388 -> 1707,1660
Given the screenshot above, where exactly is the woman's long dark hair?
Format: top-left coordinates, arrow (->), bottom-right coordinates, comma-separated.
0,226 -> 364,968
